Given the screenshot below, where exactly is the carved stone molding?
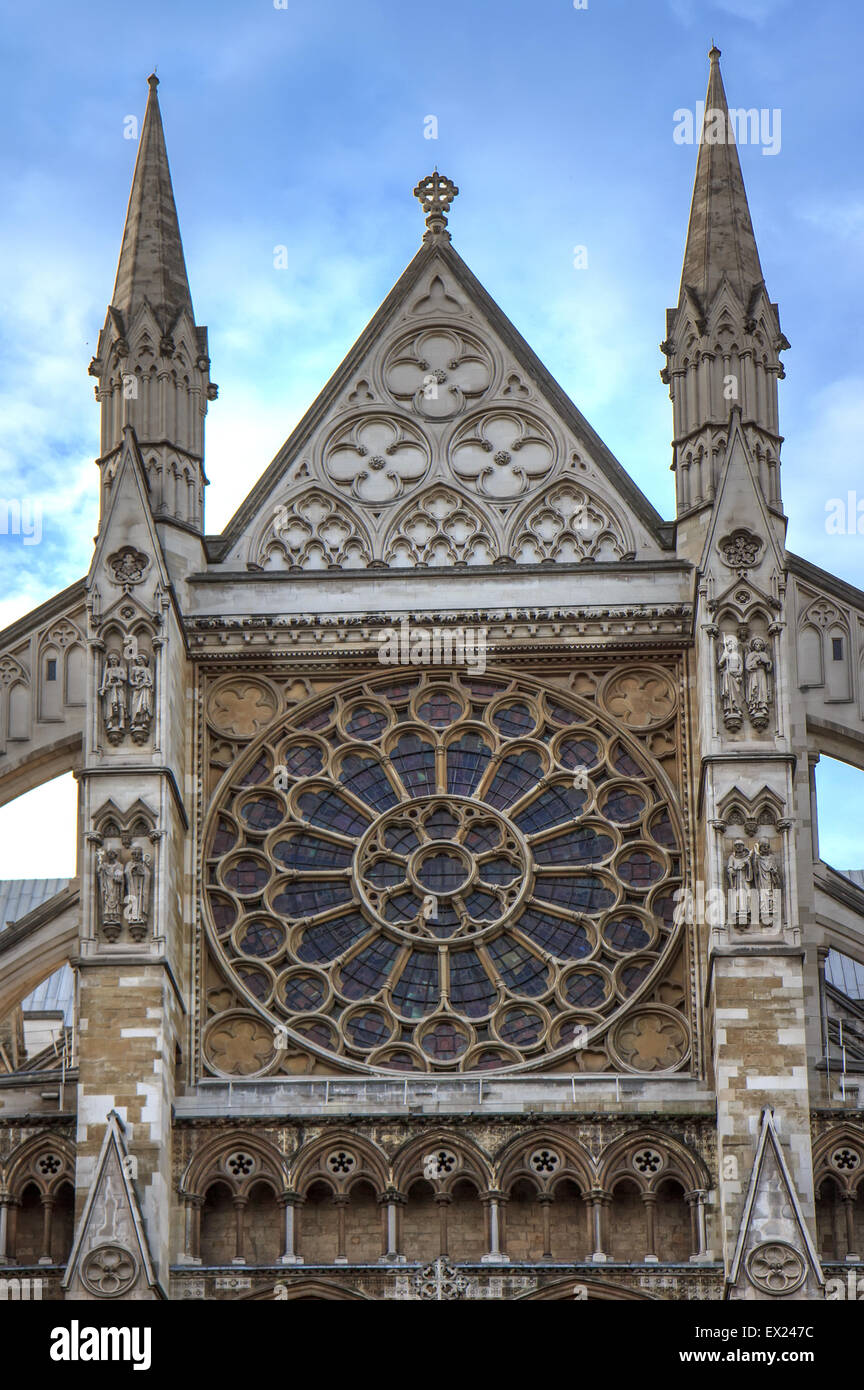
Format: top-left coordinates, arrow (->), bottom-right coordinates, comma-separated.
745,1241 -> 806,1296
449,409 -> 556,500
323,413 -> 430,503
81,1242 -> 139,1298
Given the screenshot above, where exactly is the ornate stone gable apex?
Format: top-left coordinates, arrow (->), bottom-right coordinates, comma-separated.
726,1109 -> 824,1300
88,426 -> 172,607
62,1111 -> 159,1300
216,233 -> 670,574
698,412 -> 785,585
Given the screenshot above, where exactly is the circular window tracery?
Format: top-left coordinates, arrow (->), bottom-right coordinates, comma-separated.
203,670 -> 683,1073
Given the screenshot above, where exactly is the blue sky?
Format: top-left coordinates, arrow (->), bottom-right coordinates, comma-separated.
0,0 -> 862,875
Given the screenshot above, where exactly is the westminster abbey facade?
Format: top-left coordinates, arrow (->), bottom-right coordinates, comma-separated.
1,49 -> 863,1302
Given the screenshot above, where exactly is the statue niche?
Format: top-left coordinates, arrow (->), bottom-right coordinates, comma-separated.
725,838 -> 782,931
99,637 -> 155,746
717,627 -> 773,734
95,838 -> 153,944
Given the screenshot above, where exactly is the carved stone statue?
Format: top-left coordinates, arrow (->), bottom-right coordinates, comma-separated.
726,839 -> 753,926
99,653 -> 127,743
96,847 -> 125,941
745,637 -> 773,729
717,633 -> 744,731
753,840 -> 781,927
128,653 -> 154,742
124,846 -> 152,941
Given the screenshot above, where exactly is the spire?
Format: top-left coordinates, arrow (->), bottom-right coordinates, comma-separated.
663,46 -> 787,535
111,73 -> 193,332
90,75 -> 216,540
678,46 -> 764,310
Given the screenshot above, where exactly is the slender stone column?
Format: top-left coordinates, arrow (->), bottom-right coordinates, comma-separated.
686,1189 -> 711,1262
434,1193 -> 452,1257
538,1194 -> 554,1261
279,1194 -> 303,1265
231,1196 -> 248,1265
377,1190 -> 405,1263
333,1193 -> 349,1263
641,1193 -> 658,1263
586,1190 -> 607,1263
0,1198 -> 10,1265
842,1194 -> 860,1261
480,1192 -> 509,1264
38,1196 -> 55,1265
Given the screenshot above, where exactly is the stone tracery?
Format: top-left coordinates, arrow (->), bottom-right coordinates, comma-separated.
202,669 -> 684,1074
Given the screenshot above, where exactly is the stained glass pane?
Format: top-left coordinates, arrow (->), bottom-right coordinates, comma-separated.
446,732 -> 492,796
338,753 -> 399,811
514,784 -> 588,833
390,733 -> 436,797
272,880 -> 352,917
557,734 -> 601,768
240,795 -> 284,832
223,858 -> 270,895
486,938 -> 548,995
563,970 -> 607,1008
296,911 -> 369,963
345,1009 -> 392,1049
297,788 -> 370,836
237,921 -> 285,958
417,693 -> 462,726
484,749 -> 546,809
210,817 -> 237,856
617,852 -> 663,888
491,702 -> 534,738
534,875 -> 616,912
516,907 -> 591,959
391,952 -> 439,1018
604,915 -> 651,952
449,951 -> 497,1017
281,973 -> 326,1012
273,834 -> 353,871
498,1008 -> 544,1048
339,939 -> 399,999
601,788 -> 647,823
532,827 -> 614,865
280,742 -> 325,777
421,1021 -> 469,1060
344,705 -> 389,740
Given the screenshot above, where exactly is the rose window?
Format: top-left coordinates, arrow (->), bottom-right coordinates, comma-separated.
203,671 -> 683,1073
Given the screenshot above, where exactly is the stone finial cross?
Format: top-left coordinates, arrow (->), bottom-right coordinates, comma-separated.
413,172 -> 459,240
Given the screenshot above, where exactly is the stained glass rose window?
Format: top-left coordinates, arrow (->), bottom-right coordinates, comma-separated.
203,671 -> 682,1073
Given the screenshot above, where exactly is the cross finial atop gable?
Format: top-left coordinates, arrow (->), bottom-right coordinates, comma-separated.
413,171 -> 459,242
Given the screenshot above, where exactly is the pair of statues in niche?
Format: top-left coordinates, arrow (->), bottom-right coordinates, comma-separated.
99,635 -> 154,745
96,844 -> 152,943
717,629 -> 773,732
726,838 -> 782,930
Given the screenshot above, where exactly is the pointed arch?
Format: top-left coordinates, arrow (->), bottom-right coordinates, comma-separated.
495,1129 -> 594,1194
391,1129 -> 492,1193
382,484 -> 499,567
254,488 -> 373,570
289,1132 -> 389,1196
5,1132 -> 76,1199
598,1129 -> 709,1194
507,479 -> 634,564
180,1132 -> 287,1199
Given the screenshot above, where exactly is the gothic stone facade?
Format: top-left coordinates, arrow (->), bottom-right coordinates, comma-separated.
1,53 -> 863,1302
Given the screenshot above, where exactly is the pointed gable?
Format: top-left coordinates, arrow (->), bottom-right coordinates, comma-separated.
62,1112 -> 160,1299
727,1109 -> 824,1299
218,226 -> 669,572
